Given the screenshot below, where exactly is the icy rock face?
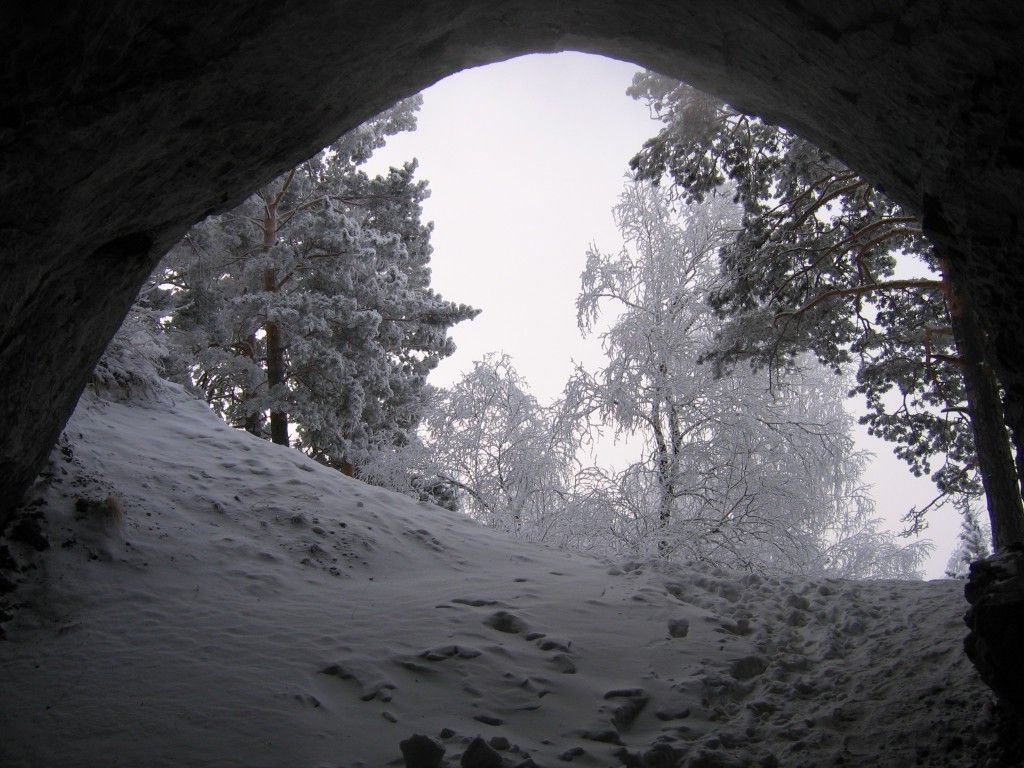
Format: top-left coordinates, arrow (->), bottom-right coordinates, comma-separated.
3,2 -> 1024,538
965,545 -> 1024,721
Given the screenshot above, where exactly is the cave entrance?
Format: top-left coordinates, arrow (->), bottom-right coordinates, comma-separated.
3,4 -> 1023,552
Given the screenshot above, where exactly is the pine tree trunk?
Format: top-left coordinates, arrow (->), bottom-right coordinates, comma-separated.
263,307 -> 289,446
241,332 -> 264,436
1005,404 -> 1024,503
941,260 -> 1024,549
262,186 -> 289,447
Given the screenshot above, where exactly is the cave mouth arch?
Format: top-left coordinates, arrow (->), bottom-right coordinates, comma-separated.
2,2 -> 1024,520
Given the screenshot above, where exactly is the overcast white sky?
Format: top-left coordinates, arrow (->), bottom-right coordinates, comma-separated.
366,52 -> 956,578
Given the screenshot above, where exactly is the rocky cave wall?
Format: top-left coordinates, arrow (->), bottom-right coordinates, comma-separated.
1,1 -> 1023,517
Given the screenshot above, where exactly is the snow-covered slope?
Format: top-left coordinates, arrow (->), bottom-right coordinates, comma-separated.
0,383 -> 999,767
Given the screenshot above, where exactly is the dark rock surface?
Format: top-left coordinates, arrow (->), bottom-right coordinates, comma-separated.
2,4 -> 1024,540
487,735 -> 510,751
603,688 -> 649,730
400,733 -> 446,768
965,545 -> 1024,721
461,736 -> 502,768
6,512 -> 49,552
640,743 -> 683,768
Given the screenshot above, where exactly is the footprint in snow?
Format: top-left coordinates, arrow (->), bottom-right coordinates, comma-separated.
548,653 -> 576,674
419,644 -> 482,661
578,727 -> 623,745
319,663 -> 396,702
655,704 -> 692,721
472,713 -> 504,726
396,660 -> 432,674
535,637 -> 572,653
668,618 -> 690,638
483,610 -> 528,634
720,618 -> 752,636
403,528 -> 445,552
728,655 -> 768,681
558,746 -> 586,761
286,693 -> 321,709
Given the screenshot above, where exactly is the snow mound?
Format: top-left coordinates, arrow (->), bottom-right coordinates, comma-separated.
0,384 -> 999,767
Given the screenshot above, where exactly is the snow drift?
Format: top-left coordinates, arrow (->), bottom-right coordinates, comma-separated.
0,381 -> 1000,767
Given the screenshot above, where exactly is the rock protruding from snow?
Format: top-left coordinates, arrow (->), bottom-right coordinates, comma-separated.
603,688 -> 649,730
400,733 -> 445,768
460,736 -> 502,768
965,545 -> 1024,721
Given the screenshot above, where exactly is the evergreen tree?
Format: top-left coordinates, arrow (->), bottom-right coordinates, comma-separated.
155,98 -> 478,477
628,72 -> 1024,550
945,502 -> 993,579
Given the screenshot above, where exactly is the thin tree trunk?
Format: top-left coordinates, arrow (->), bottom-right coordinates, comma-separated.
940,260 -> 1024,549
652,406 -> 672,524
241,332 -> 264,436
262,187 -> 289,446
652,397 -> 673,556
263,304 -> 289,445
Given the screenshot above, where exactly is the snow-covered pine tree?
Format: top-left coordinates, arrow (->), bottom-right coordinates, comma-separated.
154,98 -> 478,477
945,502 -> 993,579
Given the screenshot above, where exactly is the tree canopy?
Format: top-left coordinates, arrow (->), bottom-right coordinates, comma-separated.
147,97 -> 477,475
416,183 -> 927,578
627,71 -> 1024,550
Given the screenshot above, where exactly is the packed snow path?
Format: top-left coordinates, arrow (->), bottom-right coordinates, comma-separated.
0,384 -> 998,767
